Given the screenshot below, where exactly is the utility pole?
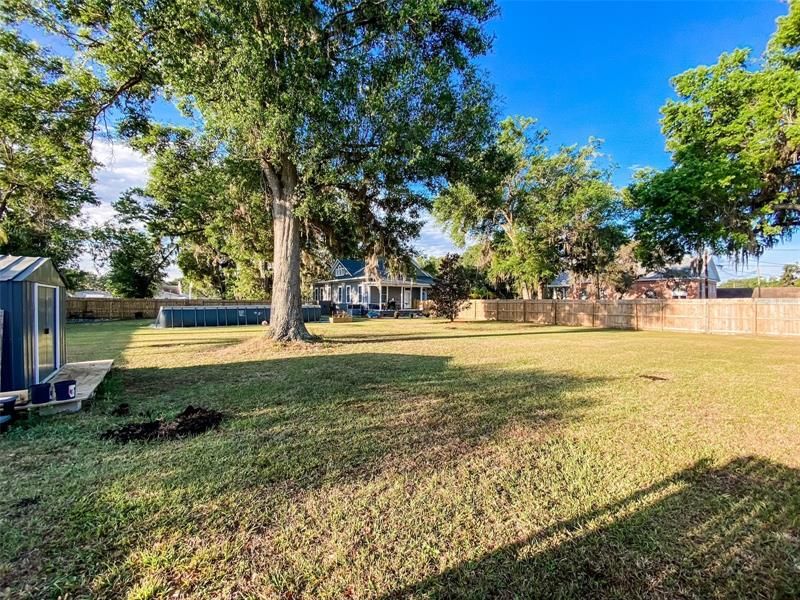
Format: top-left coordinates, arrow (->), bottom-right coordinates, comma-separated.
756,256 -> 762,298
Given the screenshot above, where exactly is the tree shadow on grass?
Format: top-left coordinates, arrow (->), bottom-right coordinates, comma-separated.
113,351 -> 605,490
326,326 -> 611,346
0,352 -> 606,596
382,456 -> 800,599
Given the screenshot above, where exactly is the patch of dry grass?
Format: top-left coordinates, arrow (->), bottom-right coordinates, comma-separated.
1,319 -> 799,598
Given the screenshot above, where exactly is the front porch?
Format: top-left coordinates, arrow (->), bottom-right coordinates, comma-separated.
368,284 -> 428,310
313,280 -> 431,312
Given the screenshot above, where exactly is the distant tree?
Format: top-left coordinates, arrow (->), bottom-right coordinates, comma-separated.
435,117 -> 622,299
429,254 -> 471,322
562,197 -> 628,298
602,242 -> 642,297
91,227 -> 174,298
719,276 -> 780,289
115,127 -> 272,299
780,263 -> 800,287
61,269 -> 108,293
416,256 -> 442,278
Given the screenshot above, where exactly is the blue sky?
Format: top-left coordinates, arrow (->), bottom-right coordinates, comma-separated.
86,0 -> 798,281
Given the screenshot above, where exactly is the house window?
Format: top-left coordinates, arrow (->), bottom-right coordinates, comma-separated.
420,289 -> 428,301
335,265 -> 347,277
345,285 -> 351,304
337,286 -> 344,303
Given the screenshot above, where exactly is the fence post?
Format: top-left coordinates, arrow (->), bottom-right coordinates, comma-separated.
634,302 -> 639,331
522,300 -> 527,323
553,300 -> 558,326
705,300 -> 711,333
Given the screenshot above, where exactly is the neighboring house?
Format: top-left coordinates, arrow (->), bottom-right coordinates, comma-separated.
547,256 -> 721,300
70,289 -> 113,299
155,281 -> 198,300
312,258 -> 434,310
626,257 -> 721,299
546,272 -> 579,300
546,271 -> 620,300
154,290 -> 191,300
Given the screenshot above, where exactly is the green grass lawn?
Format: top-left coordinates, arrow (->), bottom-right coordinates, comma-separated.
2,319 -> 799,599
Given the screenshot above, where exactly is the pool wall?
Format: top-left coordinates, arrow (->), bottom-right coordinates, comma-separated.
155,305 -> 321,328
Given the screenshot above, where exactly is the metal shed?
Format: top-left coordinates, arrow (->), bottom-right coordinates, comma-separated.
0,256 -> 67,392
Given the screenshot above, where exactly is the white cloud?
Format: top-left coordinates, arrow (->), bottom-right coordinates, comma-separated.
415,211 -> 459,257
75,141 -> 153,276
81,140 -> 151,227
92,140 -> 151,202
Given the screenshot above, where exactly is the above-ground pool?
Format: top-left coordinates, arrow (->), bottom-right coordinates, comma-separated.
155,305 -> 321,328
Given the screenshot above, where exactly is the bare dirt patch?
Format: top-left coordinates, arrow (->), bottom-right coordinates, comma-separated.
101,406 -> 223,443
639,374 -> 671,381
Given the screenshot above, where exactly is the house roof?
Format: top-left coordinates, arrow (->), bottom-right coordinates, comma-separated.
71,289 -> 114,299
547,271 -> 572,288
0,255 -> 66,286
329,258 -> 434,285
639,257 -> 721,283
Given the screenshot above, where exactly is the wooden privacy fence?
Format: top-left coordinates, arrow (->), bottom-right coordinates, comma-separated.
67,298 -> 272,321
456,299 -> 800,337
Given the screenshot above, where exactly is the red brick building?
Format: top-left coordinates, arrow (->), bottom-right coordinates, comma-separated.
547,257 -> 721,300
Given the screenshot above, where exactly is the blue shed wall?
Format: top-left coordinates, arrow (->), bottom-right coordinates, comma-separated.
0,281 -> 67,392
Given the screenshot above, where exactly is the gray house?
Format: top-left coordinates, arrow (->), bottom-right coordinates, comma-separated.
312,259 -> 434,310
0,256 -> 68,391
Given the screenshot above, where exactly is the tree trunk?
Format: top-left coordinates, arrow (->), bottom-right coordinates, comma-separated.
264,157 -> 311,342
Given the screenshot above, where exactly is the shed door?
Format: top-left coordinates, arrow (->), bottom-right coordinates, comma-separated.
36,285 -> 58,382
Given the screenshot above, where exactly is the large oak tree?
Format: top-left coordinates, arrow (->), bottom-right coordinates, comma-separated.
10,0 -> 497,340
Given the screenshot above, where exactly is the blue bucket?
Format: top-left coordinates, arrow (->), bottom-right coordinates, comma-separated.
0,395 -> 18,415
54,380 -> 77,401
30,383 -> 52,405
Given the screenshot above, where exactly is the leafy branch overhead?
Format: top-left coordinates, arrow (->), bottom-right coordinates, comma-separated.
628,0 -> 800,265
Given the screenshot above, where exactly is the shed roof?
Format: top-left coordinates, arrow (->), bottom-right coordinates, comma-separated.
0,255 -> 66,285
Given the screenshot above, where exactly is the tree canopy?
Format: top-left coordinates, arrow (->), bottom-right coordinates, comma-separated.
435,117 -> 625,298
0,28 -> 100,267
628,0 -> 800,265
